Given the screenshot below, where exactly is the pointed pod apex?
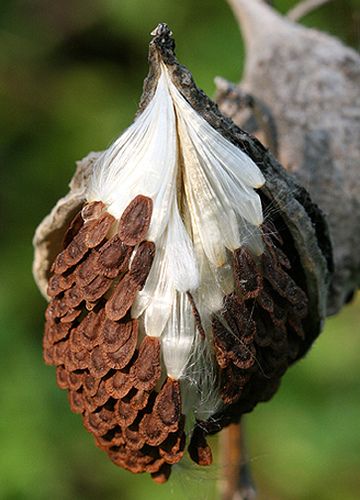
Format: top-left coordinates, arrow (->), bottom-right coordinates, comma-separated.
149,23 -> 176,59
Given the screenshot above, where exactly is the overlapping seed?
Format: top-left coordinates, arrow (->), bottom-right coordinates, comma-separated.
43,197 -> 185,482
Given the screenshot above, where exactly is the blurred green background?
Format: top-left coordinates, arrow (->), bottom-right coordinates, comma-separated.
0,0 -> 359,499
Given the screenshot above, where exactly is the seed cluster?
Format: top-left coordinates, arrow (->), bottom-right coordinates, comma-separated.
43,194 -> 309,482
43,196 -> 186,483
202,221 -> 309,434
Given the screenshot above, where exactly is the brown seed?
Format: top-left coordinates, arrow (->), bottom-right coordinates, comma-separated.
115,400 -> 138,428
56,365 -> 69,390
131,336 -> 161,391
68,371 -> 84,391
102,323 -> 138,370
151,463 -> 172,483
130,241 -> 155,288
123,424 -> 145,450
118,195 -> 153,246
45,297 -> 69,321
105,369 -> 133,399
95,235 -> 132,278
154,378 -> 182,428
45,320 -> 71,344
105,273 -> 140,321
76,251 -> 100,287
64,347 -> 89,372
81,201 -> 105,222
83,373 -> 101,397
139,413 -> 168,447
83,211 -> 115,248
84,381 -> 110,412
188,427 -> 213,466
159,431 -> 186,464
233,247 -> 262,300
130,390 -> 150,411
63,232 -> 89,267
63,210 -> 85,248
100,318 -> 133,353
47,274 -> 73,297
81,274 -> 112,303
63,284 -> 84,309
68,390 -> 85,414
75,310 -> 103,349
52,341 -> 68,366
83,409 -> 115,437
60,308 -> 82,324
89,345 -> 111,378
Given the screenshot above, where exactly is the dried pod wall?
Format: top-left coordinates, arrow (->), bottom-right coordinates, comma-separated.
33,24 -> 332,482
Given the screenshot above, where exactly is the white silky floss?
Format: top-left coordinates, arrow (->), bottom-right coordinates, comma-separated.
88,65 -> 265,416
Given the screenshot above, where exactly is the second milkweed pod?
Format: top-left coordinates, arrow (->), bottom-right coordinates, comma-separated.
33,23 -> 332,481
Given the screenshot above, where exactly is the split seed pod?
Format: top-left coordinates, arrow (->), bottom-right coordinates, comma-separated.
33,24 -> 332,482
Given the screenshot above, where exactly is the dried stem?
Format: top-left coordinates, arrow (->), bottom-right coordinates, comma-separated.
219,422 -> 256,500
287,0 -> 334,22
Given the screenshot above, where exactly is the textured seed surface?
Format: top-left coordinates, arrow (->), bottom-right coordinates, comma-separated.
43,199 -> 189,482
207,220 -> 310,435
118,195 -> 153,245
43,195 -> 310,481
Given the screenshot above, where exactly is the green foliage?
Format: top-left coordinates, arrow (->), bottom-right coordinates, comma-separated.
0,1 -> 359,498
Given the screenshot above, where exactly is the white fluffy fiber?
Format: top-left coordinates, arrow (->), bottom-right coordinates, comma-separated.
88,65 -> 265,411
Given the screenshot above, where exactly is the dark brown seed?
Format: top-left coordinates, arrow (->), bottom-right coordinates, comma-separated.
60,308 -> 82,324
233,247 -> 262,300
88,345 -> 111,378
188,427 -> 213,466
115,399 -> 138,428
154,378 -> 182,428
220,364 -> 249,404
151,463 -> 172,483
95,235 -> 132,278
81,201 -> 105,222
159,432 -> 186,465
68,390 -> 85,414
45,320 -> 71,343
68,371 -> 84,391
76,252 -> 100,287
131,336 -> 161,391
63,210 -> 85,249
288,313 -> 305,339
187,292 -> 206,338
130,241 -> 155,288
118,195 -> 153,246
76,310 -> 103,349
47,274 -> 73,297
64,348 -> 89,371
256,286 -> 274,313
63,232 -> 89,267
104,370 -> 133,399
105,273 -> 140,321
56,365 -> 69,389
130,390 -> 149,411
45,298 -> 69,321
83,212 -> 115,248
83,410 -> 115,437
100,318 -> 133,353
83,373 -> 101,397
63,284 -> 84,309
254,314 -> 272,347
81,274 -> 112,303
102,322 -> 138,370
